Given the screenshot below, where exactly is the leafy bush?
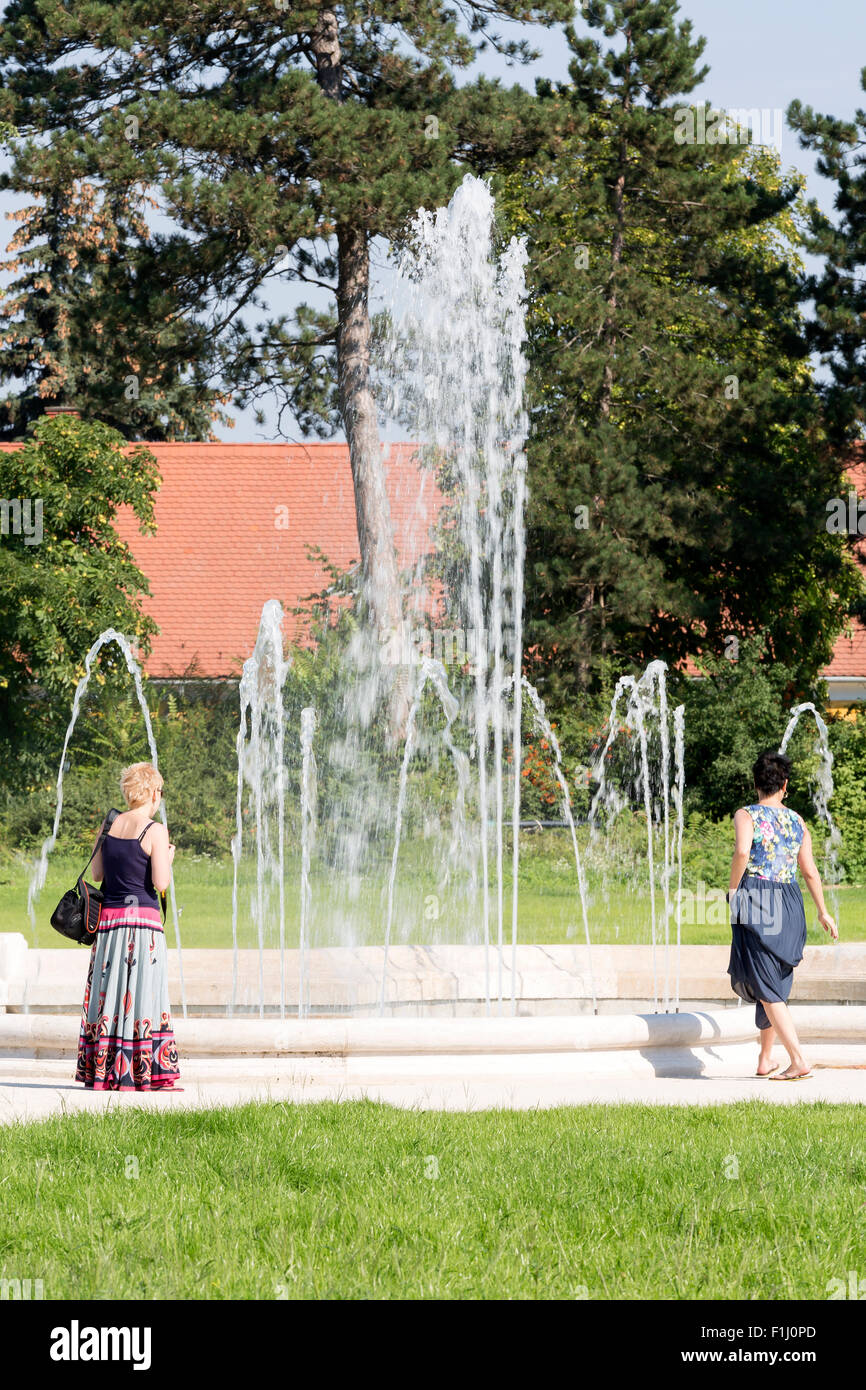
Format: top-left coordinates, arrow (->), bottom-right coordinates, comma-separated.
0,416 -> 159,784
4,600 -> 862,895
1,682 -> 239,861
670,636 -> 821,821
828,712 -> 866,883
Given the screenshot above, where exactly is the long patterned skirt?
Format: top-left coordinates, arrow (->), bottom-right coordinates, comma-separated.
75,904 -> 181,1091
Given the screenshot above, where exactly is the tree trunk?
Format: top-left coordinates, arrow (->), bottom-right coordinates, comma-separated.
335,221 -> 403,643
310,8 -> 407,736
599,25 -> 632,420
590,24 -> 632,667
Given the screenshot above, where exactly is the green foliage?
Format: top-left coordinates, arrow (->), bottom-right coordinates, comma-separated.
1,680 -> 240,860
789,75 -> 866,440
667,637 -> 812,820
0,145 -> 225,440
0,0 -> 574,438
679,811 -> 740,887
149,689 -> 239,857
828,712 -> 866,883
497,2 -> 861,698
0,416 -> 159,782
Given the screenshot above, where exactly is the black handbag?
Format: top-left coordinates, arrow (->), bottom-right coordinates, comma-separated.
50,809 -> 121,945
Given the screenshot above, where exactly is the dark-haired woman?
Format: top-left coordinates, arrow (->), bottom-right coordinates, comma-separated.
727,750 -> 838,1081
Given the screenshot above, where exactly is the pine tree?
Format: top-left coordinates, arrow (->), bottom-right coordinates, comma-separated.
498,0 -> 860,698
0,0 -> 573,653
0,137 -> 226,439
788,72 -> 866,441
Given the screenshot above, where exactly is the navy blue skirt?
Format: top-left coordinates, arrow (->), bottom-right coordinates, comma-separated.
727,874 -> 807,1030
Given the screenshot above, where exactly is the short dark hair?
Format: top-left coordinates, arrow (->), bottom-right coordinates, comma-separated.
752,750 -> 791,796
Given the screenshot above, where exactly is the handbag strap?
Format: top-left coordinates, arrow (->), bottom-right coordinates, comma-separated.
80,808 -> 121,883
134,820 -> 167,920
79,809 -> 168,925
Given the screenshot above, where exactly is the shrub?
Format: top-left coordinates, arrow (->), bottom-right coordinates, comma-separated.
827,712 -> 866,883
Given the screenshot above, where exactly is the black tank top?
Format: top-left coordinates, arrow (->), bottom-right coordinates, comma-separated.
101,821 -> 159,910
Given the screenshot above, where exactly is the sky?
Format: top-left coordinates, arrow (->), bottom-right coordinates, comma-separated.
1,0 -> 865,441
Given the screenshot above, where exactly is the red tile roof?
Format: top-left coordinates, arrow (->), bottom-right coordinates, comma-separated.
825,446 -> 866,683
113,442 -> 445,676
0,438 -> 442,677
824,624 -> 866,679
4,434 -> 866,686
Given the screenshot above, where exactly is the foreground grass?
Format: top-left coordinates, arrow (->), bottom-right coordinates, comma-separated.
1,1101 -> 864,1299
5,851 -> 863,948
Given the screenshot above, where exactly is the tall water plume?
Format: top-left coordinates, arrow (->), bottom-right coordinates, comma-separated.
27,628 -> 187,1017
380,173 -> 530,1008
230,600 -> 290,1017
590,661 -> 685,1011
779,702 -> 842,925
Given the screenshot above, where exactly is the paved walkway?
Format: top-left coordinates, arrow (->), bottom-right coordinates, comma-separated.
2,1056 -> 865,1124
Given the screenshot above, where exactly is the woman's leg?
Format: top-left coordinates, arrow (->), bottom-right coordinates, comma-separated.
754,1000 -> 777,1073
760,1000 -> 810,1076
757,1025 -> 777,1074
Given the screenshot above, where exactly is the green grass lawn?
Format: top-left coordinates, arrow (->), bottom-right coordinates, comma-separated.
4,849 -> 863,949
3,845 -> 861,956
1,1100 -> 863,1299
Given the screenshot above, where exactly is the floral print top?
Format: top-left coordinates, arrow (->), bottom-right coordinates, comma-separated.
745,804 -> 804,882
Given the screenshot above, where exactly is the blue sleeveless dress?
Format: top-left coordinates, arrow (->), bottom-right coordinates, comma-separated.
727,804 -> 807,1030
75,820 -> 181,1091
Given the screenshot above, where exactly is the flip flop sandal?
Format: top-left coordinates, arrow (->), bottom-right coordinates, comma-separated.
755,1064 -> 781,1077
769,1070 -> 813,1081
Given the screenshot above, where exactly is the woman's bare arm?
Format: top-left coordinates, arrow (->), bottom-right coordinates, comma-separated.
797,824 -> 839,939
147,822 -> 175,894
728,808 -> 752,896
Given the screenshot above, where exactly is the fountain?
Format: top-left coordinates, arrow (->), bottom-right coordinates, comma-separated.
26,178 -> 718,1023
380,655 -> 467,1013
207,175 -> 692,1017
220,177 -> 700,1022
298,705 -> 317,1021
230,599 -> 290,1017
26,628 -> 187,1017
779,702 -> 842,926
589,662 -> 686,1012
517,675 -> 596,1011
381,174 -> 530,1010
11,175 -> 864,1094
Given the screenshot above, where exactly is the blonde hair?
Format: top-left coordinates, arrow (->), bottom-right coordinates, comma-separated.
120,762 -> 163,810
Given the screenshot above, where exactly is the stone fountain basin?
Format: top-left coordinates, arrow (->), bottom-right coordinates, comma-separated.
2,939 -> 864,1018
3,938 -> 864,1083
2,1006 -> 864,1066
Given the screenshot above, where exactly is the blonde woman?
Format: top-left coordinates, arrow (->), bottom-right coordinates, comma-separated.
75,762 -> 181,1092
